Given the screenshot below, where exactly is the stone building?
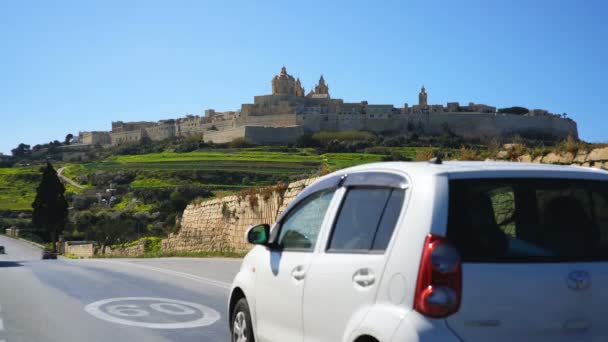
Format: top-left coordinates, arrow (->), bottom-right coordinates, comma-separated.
79,66 -> 578,147
79,131 -> 111,145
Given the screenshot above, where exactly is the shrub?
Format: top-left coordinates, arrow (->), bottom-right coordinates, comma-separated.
381,135 -> 408,147
229,138 -> 254,148
382,151 -> 411,162
365,146 -> 392,155
295,132 -> 319,148
458,146 -> 480,161
221,203 -> 232,219
506,143 -> 526,160
415,148 -> 435,161
89,170 -> 136,187
318,163 -> 330,176
555,134 -> 586,155
498,106 -> 529,115
72,196 -> 98,210
312,131 -> 375,145
239,188 -> 259,209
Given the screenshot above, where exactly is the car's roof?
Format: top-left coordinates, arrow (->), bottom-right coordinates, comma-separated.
339,161 -> 608,180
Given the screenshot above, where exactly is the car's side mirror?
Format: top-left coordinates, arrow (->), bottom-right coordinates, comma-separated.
246,224 -> 270,245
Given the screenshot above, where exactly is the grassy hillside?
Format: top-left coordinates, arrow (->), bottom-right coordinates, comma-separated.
0,167 -> 40,211
59,148 -> 395,191
0,146 -> 462,212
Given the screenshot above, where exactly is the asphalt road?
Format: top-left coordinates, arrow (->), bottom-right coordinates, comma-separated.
0,234 -> 242,342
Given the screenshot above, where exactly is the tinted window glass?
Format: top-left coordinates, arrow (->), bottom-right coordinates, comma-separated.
448,179 -> 608,262
328,188 -> 404,253
278,190 -> 335,251
373,189 -> 405,250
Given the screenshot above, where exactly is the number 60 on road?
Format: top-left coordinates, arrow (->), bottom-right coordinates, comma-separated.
85,297 -> 220,329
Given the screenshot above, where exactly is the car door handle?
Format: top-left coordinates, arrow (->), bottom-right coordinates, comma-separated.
291,265 -> 306,281
353,269 -> 375,287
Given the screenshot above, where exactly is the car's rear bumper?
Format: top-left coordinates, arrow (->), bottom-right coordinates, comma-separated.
391,311 -> 461,342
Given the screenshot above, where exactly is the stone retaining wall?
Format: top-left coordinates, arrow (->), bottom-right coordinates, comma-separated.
4,228 -> 19,238
513,146 -> 608,170
162,178 -> 317,253
64,242 -> 95,258
104,242 -> 146,257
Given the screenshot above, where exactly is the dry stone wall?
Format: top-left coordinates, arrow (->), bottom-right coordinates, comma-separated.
104,242 -> 146,257
514,146 -> 608,170
162,178 -> 317,253
64,242 -> 95,258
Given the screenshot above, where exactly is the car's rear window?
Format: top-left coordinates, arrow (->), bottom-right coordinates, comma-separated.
447,178 -> 608,262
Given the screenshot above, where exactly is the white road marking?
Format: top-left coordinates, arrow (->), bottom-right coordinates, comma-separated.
85,297 -> 220,329
0,318 -> 4,331
150,302 -> 196,315
90,260 -> 231,289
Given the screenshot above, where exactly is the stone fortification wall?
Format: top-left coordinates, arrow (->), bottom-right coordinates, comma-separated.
243,113 -> 297,127
298,112 -> 577,140
162,178 -> 317,253
145,124 -> 177,141
202,120 -> 235,131
204,127 -> 246,144
110,130 -> 144,146
244,126 -> 304,144
425,113 -> 577,140
81,132 -> 111,145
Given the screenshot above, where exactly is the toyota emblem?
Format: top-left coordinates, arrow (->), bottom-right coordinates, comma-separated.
567,270 -> 591,291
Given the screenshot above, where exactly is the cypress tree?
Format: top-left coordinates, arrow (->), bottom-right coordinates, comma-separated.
32,162 -> 68,252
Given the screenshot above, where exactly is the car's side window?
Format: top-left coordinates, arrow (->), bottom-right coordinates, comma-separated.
277,189 -> 335,251
327,187 -> 404,253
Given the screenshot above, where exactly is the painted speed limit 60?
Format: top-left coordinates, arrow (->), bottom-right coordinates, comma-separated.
85,297 -> 220,329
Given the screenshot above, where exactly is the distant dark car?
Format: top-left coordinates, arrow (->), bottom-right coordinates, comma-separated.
0,245 -> 5,254
42,249 -> 57,260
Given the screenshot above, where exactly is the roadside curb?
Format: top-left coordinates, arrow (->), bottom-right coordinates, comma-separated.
11,236 -> 46,249
2,234 -> 65,259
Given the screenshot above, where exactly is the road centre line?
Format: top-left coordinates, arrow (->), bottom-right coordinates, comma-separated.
90,260 -> 231,289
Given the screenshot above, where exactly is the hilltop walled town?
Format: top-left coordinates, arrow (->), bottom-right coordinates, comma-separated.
78,66 -> 578,146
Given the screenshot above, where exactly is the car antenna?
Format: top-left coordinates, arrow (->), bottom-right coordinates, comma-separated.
428,152 -> 443,165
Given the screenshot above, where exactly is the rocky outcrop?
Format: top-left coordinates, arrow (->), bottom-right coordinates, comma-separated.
541,152 -> 574,164
162,178 -> 317,253
586,147 -> 608,163
501,146 -> 608,170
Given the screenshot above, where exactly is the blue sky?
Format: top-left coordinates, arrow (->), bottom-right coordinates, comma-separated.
1,0 -> 606,154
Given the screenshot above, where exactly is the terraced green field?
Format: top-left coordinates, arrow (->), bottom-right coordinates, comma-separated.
55,148 -> 393,193
0,167 -> 40,211
0,146 -> 455,211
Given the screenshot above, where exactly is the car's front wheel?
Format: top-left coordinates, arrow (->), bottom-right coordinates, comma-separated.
232,298 -> 254,342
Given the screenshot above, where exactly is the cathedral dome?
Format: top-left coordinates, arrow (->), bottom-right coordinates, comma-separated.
274,66 -> 295,81
272,66 -> 296,95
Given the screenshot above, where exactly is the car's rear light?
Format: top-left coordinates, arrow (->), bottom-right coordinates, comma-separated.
414,234 -> 462,318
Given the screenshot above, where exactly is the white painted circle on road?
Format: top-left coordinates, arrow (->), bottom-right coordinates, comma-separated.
84,297 -> 220,329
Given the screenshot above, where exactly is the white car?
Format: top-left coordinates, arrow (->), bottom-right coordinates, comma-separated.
228,161 -> 608,342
